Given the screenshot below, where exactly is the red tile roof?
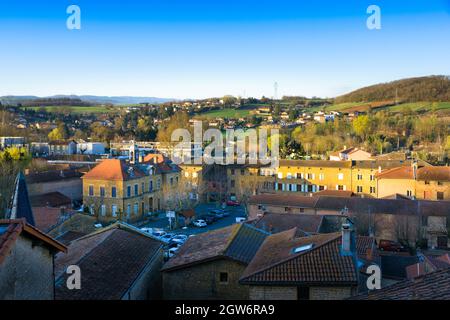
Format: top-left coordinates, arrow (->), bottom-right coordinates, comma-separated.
0,218 -> 66,265
55,223 -> 163,299
82,159 -> 145,181
417,166 -> 450,181
162,224 -> 269,272
240,230 -> 358,285
351,267 -> 450,300
376,166 -> 414,179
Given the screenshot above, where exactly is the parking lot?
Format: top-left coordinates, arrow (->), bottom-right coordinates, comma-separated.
140,203 -> 247,237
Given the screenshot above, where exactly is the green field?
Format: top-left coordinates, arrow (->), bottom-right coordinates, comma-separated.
21,105 -> 125,114
194,108 -> 251,119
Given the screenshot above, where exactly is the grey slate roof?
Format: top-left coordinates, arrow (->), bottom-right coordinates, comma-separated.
162,223 -> 269,271
8,172 -> 35,226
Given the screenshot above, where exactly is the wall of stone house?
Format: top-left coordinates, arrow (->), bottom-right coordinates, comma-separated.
28,178 -> 82,200
163,259 -> 248,300
0,237 -> 54,300
122,248 -> 164,300
248,286 -> 297,300
416,181 -> 450,200
248,204 -> 317,219
309,286 -> 354,300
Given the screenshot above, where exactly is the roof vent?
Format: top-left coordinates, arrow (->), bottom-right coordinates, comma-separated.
293,243 -> 314,254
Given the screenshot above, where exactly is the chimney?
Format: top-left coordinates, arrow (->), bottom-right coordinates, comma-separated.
412,161 -> 418,180
378,166 -> 382,174
341,219 -> 355,256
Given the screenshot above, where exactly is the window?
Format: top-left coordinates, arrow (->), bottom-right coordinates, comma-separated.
370,186 -> 376,194
134,203 -> 139,215
157,179 -> 161,189
230,180 -> 235,188
149,181 -> 153,192
300,208 -> 305,213
437,192 -> 444,200
126,204 -> 131,217
134,184 -> 139,196
231,169 -> 235,175
318,185 -> 325,191
219,272 -> 228,283
142,182 -> 145,193
407,190 -> 413,197
278,172 -> 283,179
425,181 -> 430,185
338,173 -> 344,180
357,174 -> 363,180
99,186 -> 105,197
127,186 -> 131,198
438,181 -> 443,186
357,186 -> 363,193
307,173 -> 313,179
337,185 -> 344,191
111,186 -> 117,198
88,185 -> 94,196
240,169 -> 245,175
101,205 -> 106,216
112,205 -> 117,217
170,177 -> 174,185
319,173 -> 325,181
370,175 -> 375,181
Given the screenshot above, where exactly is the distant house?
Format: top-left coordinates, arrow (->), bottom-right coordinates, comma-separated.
30,142 -> 50,156
55,222 -> 164,300
26,169 -> 83,202
239,221 -> 378,300
376,164 -> 450,201
0,136 -> 25,149
76,142 -> 105,155
247,193 -> 450,249
0,218 -> 66,300
405,253 -> 450,279
48,140 -> 77,155
329,147 -> 372,161
162,224 -> 269,300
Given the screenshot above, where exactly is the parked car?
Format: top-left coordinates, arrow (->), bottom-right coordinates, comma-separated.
226,200 -> 240,206
166,247 -> 180,258
203,214 -> 218,224
235,217 -> 247,223
378,239 -> 406,252
160,233 -> 175,243
172,234 -> 188,242
140,227 -> 152,233
152,230 -> 167,238
193,219 -> 207,227
210,209 -> 225,218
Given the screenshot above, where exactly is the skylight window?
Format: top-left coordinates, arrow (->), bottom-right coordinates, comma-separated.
293,243 -> 314,254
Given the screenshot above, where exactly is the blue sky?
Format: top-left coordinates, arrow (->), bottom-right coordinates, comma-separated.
0,0 -> 449,99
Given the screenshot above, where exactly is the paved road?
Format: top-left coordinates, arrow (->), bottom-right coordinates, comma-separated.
141,203 -> 247,236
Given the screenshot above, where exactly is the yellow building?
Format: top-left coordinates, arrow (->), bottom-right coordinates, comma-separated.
82,158 -> 181,223
377,165 -> 450,200
226,159 -> 435,201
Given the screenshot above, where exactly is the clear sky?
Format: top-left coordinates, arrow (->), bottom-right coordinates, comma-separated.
0,0 -> 449,99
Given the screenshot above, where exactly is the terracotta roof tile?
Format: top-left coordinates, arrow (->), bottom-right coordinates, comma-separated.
351,267 -> 450,300
82,159 -> 146,181
55,224 -> 162,299
162,224 -> 268,271
240,231 -> 358,285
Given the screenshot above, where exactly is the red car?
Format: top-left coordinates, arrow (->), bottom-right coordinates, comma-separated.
378,239 -> 406,252
226,200 -> 240,206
